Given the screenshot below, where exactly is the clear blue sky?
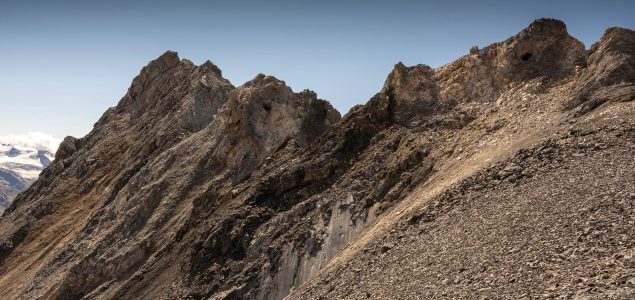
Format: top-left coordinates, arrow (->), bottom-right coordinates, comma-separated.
1,0 -> 634,138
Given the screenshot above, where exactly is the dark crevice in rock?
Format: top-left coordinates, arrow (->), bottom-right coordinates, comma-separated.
521,52 -> 533,61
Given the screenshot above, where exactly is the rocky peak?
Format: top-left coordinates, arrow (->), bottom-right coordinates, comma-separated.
382,63 -> 439,126
594,26 -> 635,51
296,89 -> 341,145
124,51 -> 186,96
296,88 -> 318,100
54,136 -> 80,161
434,18 -> 585,107
109,51 -> 234,134
198,60 -> 223,78
147,50 -> 182,71
492,18 -> 586,81
517,18 -> 568,37
565,26 -> 635,113
587,26 -> 635,72
219,74 -> 340,152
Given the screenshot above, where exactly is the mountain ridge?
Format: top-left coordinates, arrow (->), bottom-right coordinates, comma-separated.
0,18 -> 634,299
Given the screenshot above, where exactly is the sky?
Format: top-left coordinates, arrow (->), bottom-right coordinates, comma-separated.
1,0 -> 634,139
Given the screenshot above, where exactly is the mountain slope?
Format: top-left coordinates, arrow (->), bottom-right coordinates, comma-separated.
293,110 -> 635,299
291,23 -> 635,299
0,19 -> 633,299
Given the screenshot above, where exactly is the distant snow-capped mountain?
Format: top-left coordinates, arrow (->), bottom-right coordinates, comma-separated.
0,133 -> 60,214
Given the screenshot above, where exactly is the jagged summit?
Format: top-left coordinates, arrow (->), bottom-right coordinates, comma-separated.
224,73 -> 340,149
148,50 -> 181,69
518,17 -> 568,36
434,17 -> 585,105
198,59 -> 223,77
0,19 -> 634,299
372,18 -> 589,129
382,63 -> 438,125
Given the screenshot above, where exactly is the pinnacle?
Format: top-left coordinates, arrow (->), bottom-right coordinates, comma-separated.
520,18 -> 568,36
148,50 -> 181,70
199,60 -> 223,77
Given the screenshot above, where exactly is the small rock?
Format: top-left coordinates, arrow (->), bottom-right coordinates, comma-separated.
381,243 -> 394,253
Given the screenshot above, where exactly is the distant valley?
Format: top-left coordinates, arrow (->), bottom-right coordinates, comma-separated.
0,133 -> 59,214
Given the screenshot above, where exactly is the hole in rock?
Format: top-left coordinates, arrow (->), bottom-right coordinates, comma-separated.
521,52 -> 532,61
262,102 -> 272,111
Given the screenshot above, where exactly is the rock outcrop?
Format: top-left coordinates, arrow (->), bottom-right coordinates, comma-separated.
54,136 -> 79,161
435,19 -> 586,107
0,19 -> 634,299
566,26 -> 635,114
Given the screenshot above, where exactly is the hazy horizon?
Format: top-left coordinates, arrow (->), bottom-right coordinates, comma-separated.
2,0 -> 634,139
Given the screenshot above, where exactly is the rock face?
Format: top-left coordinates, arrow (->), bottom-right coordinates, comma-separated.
0,19 -> 634,299
383,63 -> 439,125
435,18 -> 586,106
0,50 -> 341,299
